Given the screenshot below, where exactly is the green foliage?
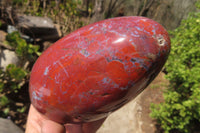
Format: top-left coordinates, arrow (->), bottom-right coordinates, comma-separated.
150,4 -> 200,133
5,32 -> 20,47
5,32 -> 40,63
6,64 -> 27,82
0,95 -> 10,107
17,106 -> 27,113
12,0 -> 23,5
0,64 -> 27,116
0,32 -> 40,118
0,64 -> 27,93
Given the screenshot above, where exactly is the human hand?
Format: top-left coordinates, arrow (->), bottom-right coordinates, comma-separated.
25,105 -> 106,133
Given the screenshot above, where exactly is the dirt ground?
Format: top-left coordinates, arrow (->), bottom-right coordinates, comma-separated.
97,72 -> 167,133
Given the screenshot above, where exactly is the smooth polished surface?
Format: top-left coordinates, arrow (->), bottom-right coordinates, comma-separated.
29,16 -> 170,124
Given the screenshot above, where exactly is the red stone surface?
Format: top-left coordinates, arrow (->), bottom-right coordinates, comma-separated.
29,16 -> 171,124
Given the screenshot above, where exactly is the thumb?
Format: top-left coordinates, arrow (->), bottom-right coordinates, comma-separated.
41,120 -> 65,133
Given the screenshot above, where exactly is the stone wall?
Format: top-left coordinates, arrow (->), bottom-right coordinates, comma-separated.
105,0 -> 198,30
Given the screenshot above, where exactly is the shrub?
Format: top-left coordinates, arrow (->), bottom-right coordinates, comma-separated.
0,32 -> 40,119
0,64 -> 28,117
150,3 -> 200,133
5,32 -> 40,64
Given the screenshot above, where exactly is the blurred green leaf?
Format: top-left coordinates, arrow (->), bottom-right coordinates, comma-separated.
0,82 -> 4,92
3,108 -> 10,115
6,64 -> 27,81
0,96 -> 9,107
17,106 -> 26,113
6,32 -> 20,48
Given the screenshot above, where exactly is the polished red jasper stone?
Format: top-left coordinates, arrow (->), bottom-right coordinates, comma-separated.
29,16 -> 170,124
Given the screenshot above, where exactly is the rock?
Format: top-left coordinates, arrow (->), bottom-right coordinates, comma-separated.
99,0 -> 198,30
29,16 -> 170,124
7,25 -> 18,34
145,0 -> 198,30
17,15 -> 55,28
97,95 -> 141,133
124,0 -> 198,30
0,118 -> 23,133
17,15 -> 60,41
0,30 -> 7,42
0,49 -> 19,70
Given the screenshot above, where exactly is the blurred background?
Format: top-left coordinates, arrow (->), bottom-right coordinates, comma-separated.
0,0 -> 200,132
